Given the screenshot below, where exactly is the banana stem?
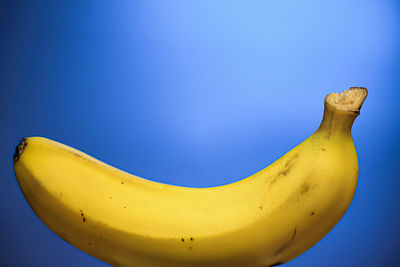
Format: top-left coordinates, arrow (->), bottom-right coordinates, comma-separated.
317,87 -> 368,136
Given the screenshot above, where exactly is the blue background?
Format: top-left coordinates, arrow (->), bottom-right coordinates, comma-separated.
1,1 -> 399,266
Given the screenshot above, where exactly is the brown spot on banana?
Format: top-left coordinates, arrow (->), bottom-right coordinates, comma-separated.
259,153 -> 300,209
274,227 -> 297,256
278,153 -> 299,176
292,227 -> 297,240
300,183 -> 310,194
285,153 -> 299,168
278,168 -> 289,176
80,209 -> 86,222
274,242 -> 290,256
326,131 -> 331,139
13,137 -> 28,162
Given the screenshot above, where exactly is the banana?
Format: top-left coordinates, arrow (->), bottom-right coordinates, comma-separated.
13,87 -> 367,267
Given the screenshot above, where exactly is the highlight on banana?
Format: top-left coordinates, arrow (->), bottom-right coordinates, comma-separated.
13,87 -> 367,266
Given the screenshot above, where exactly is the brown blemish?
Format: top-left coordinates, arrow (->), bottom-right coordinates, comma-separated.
285,153 -> 299,168
292,227 -> 297,240
181,238 -> 185,242
13,137 -> 28,162
71,151 -> 83,158
269,177 -> 278,185
124,206 -> 126,209
121,181 -> 124,184
321,148 -> 326,151
80,210 -> 86,222
189,246 -> 192,251
300,183 -> 310,195
109,196 -> 112,200
326,131 -> 331,139
278,168 -> 290,176
286,182 -> 314,204
68,150 -> 92,162
190,237 -> 193,241
275,243 -> 289,255
279,153 -> 299,176
311,211 -> 315,216
274,227 -> 297,256
259,200 -> 266,211
88,242 -> 91,246
259,154 -> 300,212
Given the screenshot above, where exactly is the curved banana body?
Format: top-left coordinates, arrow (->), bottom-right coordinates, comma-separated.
13,88 -> 367,267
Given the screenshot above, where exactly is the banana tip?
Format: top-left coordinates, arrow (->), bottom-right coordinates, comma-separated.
14,137 -> 28,162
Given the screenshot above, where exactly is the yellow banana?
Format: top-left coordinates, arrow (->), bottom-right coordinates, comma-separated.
13,87 -> 367,267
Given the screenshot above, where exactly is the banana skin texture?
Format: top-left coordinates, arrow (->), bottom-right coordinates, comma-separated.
13,88 -> 367,267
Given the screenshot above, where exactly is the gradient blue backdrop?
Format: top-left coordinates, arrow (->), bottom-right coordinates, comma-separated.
1,1 -> 399,266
